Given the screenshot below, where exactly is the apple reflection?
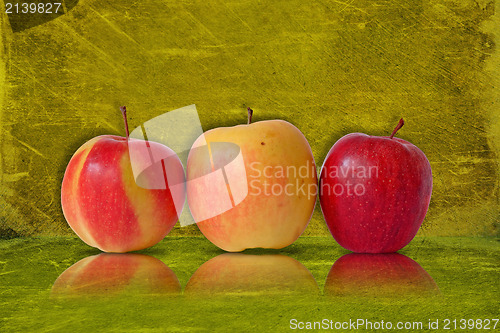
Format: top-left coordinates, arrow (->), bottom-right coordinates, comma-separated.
324,253 -> 439,298
51,253 -> 181,299
184,253 -> 319,297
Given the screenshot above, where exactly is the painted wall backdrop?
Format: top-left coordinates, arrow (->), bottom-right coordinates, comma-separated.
0,0 -> 498,238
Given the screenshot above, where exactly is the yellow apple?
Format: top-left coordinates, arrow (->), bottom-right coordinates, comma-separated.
187,108 -> 317,252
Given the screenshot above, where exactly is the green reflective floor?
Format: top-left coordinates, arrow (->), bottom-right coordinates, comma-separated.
0,236 -> 499,332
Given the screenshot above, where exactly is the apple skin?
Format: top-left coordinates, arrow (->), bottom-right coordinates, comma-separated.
51,253 -> 181,298
61,135 -> 185,253
186,119 -> 317,252
184,253 -> 318,296
324,253 -> 439,297
319,131 -> 432,253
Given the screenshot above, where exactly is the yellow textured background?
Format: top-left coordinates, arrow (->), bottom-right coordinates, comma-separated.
0,0 -> 498,237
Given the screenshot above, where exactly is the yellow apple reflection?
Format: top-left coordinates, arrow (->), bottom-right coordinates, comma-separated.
184,253 -> 318,297
324,253 -> 439,298
51,253 -> 181,299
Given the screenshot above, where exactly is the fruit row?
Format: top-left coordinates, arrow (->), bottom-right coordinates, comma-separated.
61,107 -> 432,254
51,252 -> 439,298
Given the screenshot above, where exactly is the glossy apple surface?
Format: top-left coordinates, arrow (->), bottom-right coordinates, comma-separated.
51,253 -> 181,298
61,108 -> 185,253
186,109 -> 317,252
184,253 -> 318,296
319,119 -> 432,253
324,253 -> 439,297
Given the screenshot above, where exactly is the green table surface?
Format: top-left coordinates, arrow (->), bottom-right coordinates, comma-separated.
0,236 -> 498,332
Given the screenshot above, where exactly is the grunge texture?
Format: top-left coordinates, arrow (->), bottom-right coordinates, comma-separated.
0,0 -> 498,237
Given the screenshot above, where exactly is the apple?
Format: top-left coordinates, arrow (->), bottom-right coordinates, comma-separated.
186,108 -> 317,252
319,119 -> 432,253
324,253 -> 439,297
61,107 -> 185,253
51,253 -> 181,298
184,253 -> 318,296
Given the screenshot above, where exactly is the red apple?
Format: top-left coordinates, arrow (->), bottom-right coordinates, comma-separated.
324,253 -> 439,297
319,119 -> 432,253
51,253 -> 181,298
61,107 -> 185,253
184,253 -> 319,296
186,108 -> 317,252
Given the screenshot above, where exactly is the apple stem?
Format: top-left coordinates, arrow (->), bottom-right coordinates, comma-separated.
389,118 -> 404,139
247,107 -> 253,124
120,106 -> 130,139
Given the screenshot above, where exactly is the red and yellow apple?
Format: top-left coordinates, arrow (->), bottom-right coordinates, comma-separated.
186,108 -> 317,252
319,119 -> 432,253
51,253 -> 181,298
61,107 -> 185,253
324,253 -> 439,297
184,253 -> 318,296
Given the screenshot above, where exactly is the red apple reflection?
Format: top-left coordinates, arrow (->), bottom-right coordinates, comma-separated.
51,253 -> 181,298
324,253 -> 439,297
184,253 -> 318,296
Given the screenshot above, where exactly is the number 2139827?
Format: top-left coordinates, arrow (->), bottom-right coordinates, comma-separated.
5,2 -> 62,14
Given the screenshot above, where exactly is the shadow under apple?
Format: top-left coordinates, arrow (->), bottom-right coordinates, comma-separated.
324,253 -> 440,298
184,253 -> 319,297
50,253 -> 181,299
